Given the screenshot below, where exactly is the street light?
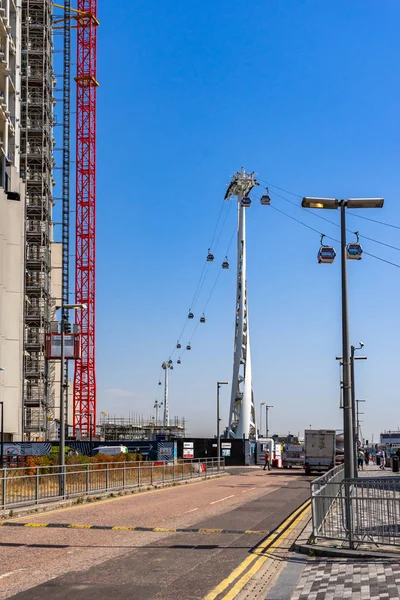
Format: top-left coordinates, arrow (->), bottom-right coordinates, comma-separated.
59,303 -> 86,497
259,402 -> 266,438
302,196 -> 384,481
356,400 -> 366,451
265,405 -> 274,438
0,367 -> 4,468
351,344 -> 367,477
217,382 -> 229,471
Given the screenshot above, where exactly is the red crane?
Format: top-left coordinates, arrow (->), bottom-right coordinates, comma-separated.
74,0 -> 98,436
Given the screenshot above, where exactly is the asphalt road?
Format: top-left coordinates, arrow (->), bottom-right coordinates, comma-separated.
1,467 -> 310,600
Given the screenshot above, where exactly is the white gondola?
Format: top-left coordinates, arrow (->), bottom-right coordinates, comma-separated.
260,188 -> 271,205
318,235 -> 336,264
222,257 -> 229,269
186,344 -> 191,351
346,232 -> 363,260
200,315 -> 206,323
241,197 -> 251,207
188,311 -> 194,319
176,342 -> 181,349
207,248 -> 214,262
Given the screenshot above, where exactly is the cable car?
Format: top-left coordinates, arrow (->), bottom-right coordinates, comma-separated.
177,359 -> 181,364
260,189 -> 271,206
158,381 -> 162,386
186,344 -> 191,350
241,197 -> 251,207
188,311 -> 194,319
168,359 -> 173,365
207,248 -> 214,262
346,232 -> 363,260
222,257 -> 229,269
318,235 -> 336,264
200,315 -> 206,323
170,365 -> 174,370
176,342 -> 181,349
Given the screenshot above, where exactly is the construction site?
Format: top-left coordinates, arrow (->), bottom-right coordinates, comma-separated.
0,0 -> 103,443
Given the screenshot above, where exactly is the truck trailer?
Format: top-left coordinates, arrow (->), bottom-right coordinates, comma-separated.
304,429 -> 336,475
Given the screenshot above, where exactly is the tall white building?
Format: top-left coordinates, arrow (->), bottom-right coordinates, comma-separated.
0,0 -> 25,441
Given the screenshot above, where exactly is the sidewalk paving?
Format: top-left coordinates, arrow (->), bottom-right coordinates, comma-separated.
262,465 -> 400,599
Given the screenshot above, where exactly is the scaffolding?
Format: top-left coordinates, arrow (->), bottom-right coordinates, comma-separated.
99,416 -> 186,442
21,0 -> 55,439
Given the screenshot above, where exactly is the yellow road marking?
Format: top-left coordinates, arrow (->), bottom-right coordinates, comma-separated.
152,527 -> 177,533
111,526 -> 136,531
221,506 -> 310,599
67,524 -> 92,529
198,528 -> 223,534
204,499 -> 310,600
23,523 -> 48,527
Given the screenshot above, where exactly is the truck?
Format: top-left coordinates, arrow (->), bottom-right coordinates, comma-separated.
304,429 -> 336,475
282,444 -> 305,468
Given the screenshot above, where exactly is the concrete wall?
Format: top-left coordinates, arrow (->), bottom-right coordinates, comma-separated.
0,166 -> 25,440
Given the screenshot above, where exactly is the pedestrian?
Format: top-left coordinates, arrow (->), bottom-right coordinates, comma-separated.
365,450 -> 369,466
357,450 -> 364,470
380,449 -> 386,470
263,449 -> 271,471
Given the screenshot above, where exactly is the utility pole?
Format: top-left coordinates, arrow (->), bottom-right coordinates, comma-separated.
350,344 -> 367,477
217,382 -> 229,471
259,402 -> 266,438
265,405 -> 274,438
161,361 -> 173,430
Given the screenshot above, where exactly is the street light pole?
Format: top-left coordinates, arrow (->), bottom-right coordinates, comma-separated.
350,344 -> 367,477
340,201 -> 355,481
259,402 -> 266,438
217,382 -> 229,471
265,405 -> 274,438
59,304 -> 85,497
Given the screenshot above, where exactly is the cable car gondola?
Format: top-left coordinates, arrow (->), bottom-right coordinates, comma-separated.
317,234 -> 336,264
188,310 -> 194,319
158,381 -> 162,386
177,359 -> 181,364
176,342 -> 181,349
186,344 -> 191,351
260,188 -> 271,206
346,232 -> 363,260
222,257 -> 229,269
200,315 -> 206,323
241,196 -> 251,207
206,248 -> 214,262
170,365 -> 174,370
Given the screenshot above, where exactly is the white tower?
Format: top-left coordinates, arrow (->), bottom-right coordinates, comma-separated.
161,360 -> 173,428
226,169 -> 258,439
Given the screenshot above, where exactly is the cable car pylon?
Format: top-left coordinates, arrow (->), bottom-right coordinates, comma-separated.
224,168 -> 258,440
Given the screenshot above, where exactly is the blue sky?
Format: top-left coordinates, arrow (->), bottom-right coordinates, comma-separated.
58,1 -> 400,440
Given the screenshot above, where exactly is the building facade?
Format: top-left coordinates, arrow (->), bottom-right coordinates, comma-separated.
0,0 -> 25,441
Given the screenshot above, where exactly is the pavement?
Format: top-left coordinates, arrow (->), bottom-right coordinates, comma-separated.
236,464 -> 400,600
0,466 -> 311,599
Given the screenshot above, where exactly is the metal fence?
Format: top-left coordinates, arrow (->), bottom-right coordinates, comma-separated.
1,458 -> 225,510
311,468 -> 400,547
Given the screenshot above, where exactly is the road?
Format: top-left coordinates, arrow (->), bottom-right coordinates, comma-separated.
0,467 -> 310,599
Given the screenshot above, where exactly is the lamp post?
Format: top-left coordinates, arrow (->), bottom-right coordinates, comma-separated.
350,344 -> 367,477
259,402 -> 266,438
59,304 -> 86,497
154,400 -> 163,427
217,382 -> 229,471
0,367 -> 4,468
356,400 -> 366,452
265,405 -> 274,438
302,196 -> 383,481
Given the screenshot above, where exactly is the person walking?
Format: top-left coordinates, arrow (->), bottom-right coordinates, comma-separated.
380,449 -> 386,470
357,450 -> 364,470
365,450 -> 370,466
263,449 -> 271,471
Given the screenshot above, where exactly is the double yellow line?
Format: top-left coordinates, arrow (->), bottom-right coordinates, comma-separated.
204,499 -> 311,600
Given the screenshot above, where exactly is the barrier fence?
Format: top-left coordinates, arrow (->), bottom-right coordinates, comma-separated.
311,466 -> 400,547
0,458 -> 225,510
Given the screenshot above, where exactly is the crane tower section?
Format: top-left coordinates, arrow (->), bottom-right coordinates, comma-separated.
74,0 -> 98,436
225,169 -> 258,440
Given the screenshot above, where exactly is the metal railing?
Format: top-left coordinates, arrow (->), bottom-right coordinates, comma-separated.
311,467 -> 400,547
1,458 -> 225,510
